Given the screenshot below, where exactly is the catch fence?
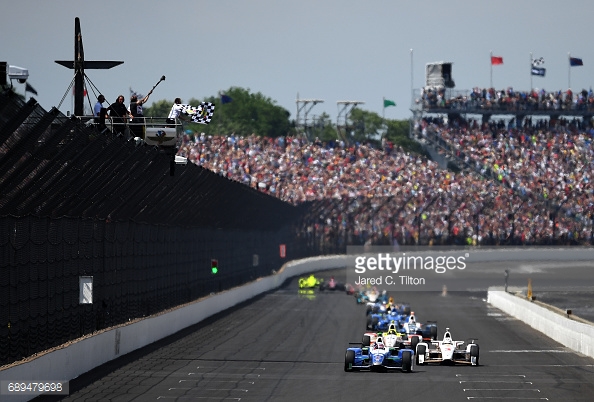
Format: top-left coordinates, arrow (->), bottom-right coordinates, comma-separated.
0,90 -> 315,366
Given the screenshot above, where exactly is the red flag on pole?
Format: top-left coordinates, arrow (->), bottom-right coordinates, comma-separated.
491,56 -> 504,65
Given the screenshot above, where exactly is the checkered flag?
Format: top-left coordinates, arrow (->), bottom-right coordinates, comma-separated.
180,102 -> 216,125
197,102 -> 215,124
532,57 -> 545,67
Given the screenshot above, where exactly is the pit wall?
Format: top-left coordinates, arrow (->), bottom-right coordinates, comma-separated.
487,289 -> 594,359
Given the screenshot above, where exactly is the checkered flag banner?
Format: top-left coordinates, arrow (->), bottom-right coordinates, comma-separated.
180,102 -> 215,125
532,57 -> 545,66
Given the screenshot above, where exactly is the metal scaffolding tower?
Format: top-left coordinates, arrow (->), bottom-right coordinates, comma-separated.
296,95 -> 324,141
336,100 -> 364,144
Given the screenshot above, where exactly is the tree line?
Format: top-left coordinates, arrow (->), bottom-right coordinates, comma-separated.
144,86 -> 425,154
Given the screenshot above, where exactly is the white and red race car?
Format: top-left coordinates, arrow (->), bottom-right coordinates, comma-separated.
401,313 -> 438,347
415,328 -> 479,366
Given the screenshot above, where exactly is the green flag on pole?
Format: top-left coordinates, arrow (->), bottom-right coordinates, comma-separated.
383,99 -> 396,107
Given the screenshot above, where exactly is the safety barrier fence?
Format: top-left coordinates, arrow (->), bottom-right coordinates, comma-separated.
0,90 -> 319,366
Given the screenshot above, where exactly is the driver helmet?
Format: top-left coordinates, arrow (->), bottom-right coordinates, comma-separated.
388,323 -> 397,334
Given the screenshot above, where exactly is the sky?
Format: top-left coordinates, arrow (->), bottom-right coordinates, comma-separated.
3,0 -> 594,123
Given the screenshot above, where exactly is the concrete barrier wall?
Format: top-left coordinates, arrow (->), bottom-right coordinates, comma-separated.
487,290 -> 594,359
0,255 -> 351,402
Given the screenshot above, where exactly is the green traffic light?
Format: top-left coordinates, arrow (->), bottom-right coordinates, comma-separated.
211,267 -> 218,274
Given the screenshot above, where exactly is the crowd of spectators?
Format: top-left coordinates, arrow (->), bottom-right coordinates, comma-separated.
177,111 -> 594,249
419,115 -> 594,232
419,86 -> 594,113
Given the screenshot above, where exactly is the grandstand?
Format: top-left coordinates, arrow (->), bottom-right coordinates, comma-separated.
181,129 -> 591,247
407,63 -> 593,247
413,61 -> 594,126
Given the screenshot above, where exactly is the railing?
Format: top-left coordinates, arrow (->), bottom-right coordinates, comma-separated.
73,115 -> 185,151
411,88 -> 594,115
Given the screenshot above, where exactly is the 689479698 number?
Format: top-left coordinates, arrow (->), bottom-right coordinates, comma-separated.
1,381 -> 69,395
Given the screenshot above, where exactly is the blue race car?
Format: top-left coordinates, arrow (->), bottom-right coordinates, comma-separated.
366,307 -> 409,331
344,335 -> 415,372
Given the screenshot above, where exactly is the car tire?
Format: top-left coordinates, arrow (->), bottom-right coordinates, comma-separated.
401,350 -> 412,372
366,315 -> 373,330
344,350 -> 355,372
470,344 -> 480,366
362,335 -> 371,347
416,344 -> 426,365
430,325 -> 438,340
411,336 -> 419,350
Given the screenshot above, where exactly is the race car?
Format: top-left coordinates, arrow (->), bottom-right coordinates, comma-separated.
401,312 -> 422,334
407,321 -> 438,347
363,321 -> 419,350
390,301 -> 412,317
415,327 -> 479,366
366,304 -> 411,332
357,288 -> 391,305
380,322 -> 408,348
400,312 -> 438,344
365,301 -> 387,316
345,283 -> 356,295
344,335 -> 415,372
356,288 -> 381,304
319,276 -> 346,291
298,274 -> 322,289
366,310 -> 395,331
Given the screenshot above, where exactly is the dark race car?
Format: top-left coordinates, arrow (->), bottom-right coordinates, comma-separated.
319,276 -> 346,291
344,335 -> 415,373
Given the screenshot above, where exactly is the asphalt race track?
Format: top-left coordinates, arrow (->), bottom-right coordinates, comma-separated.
33,265 -> 594,402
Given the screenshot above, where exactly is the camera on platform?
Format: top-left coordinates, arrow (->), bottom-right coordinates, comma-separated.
8,65 -> 29,83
